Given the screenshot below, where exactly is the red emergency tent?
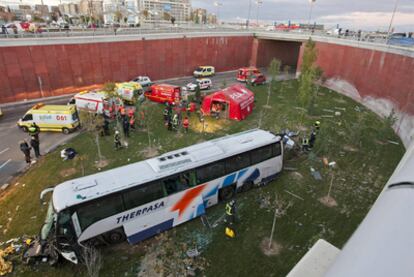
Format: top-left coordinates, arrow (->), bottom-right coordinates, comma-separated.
201,84 -> 255,121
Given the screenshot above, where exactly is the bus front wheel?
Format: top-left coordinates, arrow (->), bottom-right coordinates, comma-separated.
219,185 -> 235,202
62,128 -> 70,134
104,229 -> 126,245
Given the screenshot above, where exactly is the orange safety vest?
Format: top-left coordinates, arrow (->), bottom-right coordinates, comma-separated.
183,119 -> 189,128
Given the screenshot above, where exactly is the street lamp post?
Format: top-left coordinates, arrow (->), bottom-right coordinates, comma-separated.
307,0 -> 316,30
386,0 -> 400,43
256,0 -> 263,27
214,1 -> 222,26
247,0 -> 252,29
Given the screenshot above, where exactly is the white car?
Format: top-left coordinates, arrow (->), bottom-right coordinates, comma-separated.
131,76 -> 152,87
185,78 -> 212,91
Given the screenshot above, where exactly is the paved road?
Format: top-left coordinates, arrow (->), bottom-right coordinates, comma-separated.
0,70 -> 292,187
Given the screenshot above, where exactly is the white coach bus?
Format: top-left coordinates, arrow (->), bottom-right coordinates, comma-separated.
40,129 -> 283,263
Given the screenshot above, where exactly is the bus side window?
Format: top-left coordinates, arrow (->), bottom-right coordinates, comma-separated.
76,194 -> 124,230
272,142 -> 282,156
225,153 -> 251,174
250,145 -> 273,164
196,161 -> 225,184
123,182 -> 165,210
162,172 -> 195,195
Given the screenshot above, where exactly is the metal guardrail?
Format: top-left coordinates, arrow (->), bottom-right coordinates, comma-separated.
0,25 -> 413,49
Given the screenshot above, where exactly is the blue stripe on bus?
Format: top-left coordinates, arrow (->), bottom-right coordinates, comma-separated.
127,219 -> 174,244
204,186 -> 218,199
222,173 -> 236,187
194,203 -> 206,218
244,168 -> 260,183
237,169 -> 248,180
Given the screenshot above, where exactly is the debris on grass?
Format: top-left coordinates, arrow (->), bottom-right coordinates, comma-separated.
321,115 -> 334,118
343,145 -> 358,152
290,172 -> 303,181
284,167 -> 298,171
0,184 -> 9,191
387,140 -> 400,145
59,168 -> 77,178
310,167 -> 322,180
334,107 -> 346,111
284,190 -> 304,201
322,109 -> 334,113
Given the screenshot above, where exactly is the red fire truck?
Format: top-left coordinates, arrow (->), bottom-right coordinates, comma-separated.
144,84 -> 182,105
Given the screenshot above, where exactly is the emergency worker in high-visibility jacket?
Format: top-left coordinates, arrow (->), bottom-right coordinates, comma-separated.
225,200 -> 236,224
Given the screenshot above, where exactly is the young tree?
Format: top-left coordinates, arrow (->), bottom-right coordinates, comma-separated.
78,111 -> 105,163
298,38 -> 319,113
265,58 -> 281,108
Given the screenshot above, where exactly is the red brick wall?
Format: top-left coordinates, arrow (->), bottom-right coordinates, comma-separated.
296,42 -> 414,114
0,36 -> 253,103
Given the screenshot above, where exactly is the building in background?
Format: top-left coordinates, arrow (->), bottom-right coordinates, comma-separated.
102,0 -> 191,25
34,4 -> 49,18
79,0 -> 103,22
207,13 -> 216,25
103,0 -> 140,25
192,8 -> 206,24
58,3 -> 79,16
138,0 -> 191,24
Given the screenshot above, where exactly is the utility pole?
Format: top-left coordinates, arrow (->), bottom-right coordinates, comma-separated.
386,0 -> 400,43
246,0 -> 252,29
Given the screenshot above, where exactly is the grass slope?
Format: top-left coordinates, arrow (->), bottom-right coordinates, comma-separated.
0,80 -> 404,276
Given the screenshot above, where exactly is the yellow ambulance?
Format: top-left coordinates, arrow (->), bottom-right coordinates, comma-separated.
17,104 -> 80,134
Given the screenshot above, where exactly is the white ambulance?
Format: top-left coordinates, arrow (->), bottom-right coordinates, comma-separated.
17,104 -> 80,134
70,90 -> 118,117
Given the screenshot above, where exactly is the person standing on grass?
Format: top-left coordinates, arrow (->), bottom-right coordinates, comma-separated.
129,113 -> 136,130
30,135 -> 41,158
114,130 -> 122,149
122,117 -> 130,137
183,116 -> 189,133
19,140 -> 31,164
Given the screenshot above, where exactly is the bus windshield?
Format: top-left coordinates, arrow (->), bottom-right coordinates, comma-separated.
41,200 -> 56,240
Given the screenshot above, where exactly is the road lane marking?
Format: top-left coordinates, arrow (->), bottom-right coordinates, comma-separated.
0,148 -> 10,155
0,159 -> 12,170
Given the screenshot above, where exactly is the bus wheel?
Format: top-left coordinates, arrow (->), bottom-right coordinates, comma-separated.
21,126 -> 28,132
62,128 -> 70,134
104,229 -> 126,245
241,181 -> 254,192
219,185 -> 235,201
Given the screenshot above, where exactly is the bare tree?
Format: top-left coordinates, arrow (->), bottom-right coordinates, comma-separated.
268,194 -> 292,249
82,246 -> 103,277
78,111 -> 104,162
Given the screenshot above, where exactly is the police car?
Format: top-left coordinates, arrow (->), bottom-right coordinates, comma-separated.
185,78 -> 212,91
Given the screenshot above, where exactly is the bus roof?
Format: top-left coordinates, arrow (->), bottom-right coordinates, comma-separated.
52,129 -> 280,212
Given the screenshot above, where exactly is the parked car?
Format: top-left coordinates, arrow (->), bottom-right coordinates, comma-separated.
250,74 -> 266,86
131,76 -> 152,87
193,66 -> 215,78
185,78 -> 212,91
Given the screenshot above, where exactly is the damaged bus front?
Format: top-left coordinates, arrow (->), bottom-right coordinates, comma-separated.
24,188 -> 79,264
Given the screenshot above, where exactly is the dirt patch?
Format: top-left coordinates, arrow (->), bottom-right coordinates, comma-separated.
262,105 -> 272,109
175,132 -> 184,139
94,159 -> 109,169
260,238 -> 282,256
343,145 -> 358,152
59,168 -> 77,177
290,172 -> 303,180
297,125 -> 308,132
139,147 -> 159,158
319,195 -> 338,207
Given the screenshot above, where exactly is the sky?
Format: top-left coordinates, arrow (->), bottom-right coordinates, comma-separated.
1,0 -> 413,32
193,0 -> 414,32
